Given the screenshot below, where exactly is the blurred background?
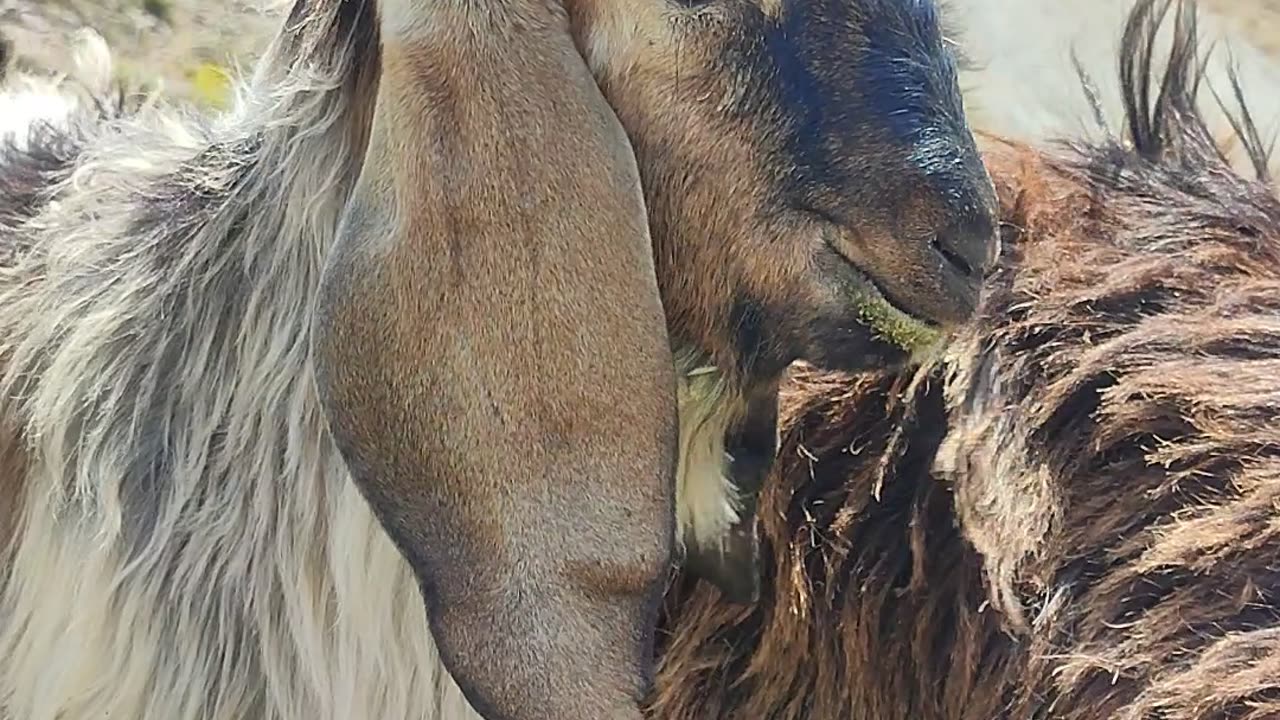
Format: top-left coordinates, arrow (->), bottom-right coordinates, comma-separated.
2,0 -> 1279,160
0,0 -> 278,107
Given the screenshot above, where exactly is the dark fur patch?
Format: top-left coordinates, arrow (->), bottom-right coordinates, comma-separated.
857,0 -> 963,143
280,0 -> 377,62
727,293 -> 770,377
0,125 -> 81,264
724,385 -> 779,500
683,381 -> 780,606
115,136 -> 259,553
0,33 -> 12,83
716,0 -> 976,216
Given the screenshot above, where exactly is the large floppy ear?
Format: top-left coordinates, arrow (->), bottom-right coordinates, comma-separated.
310,2 -> 678,719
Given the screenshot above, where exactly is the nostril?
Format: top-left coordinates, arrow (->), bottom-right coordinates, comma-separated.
929,202 -> 999,281
930,234 -> 977,279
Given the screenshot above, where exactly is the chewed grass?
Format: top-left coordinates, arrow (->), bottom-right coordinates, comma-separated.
852,293 -> 946,360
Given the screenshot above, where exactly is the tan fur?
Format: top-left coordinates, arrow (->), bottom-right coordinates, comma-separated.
311,5 -> 678,718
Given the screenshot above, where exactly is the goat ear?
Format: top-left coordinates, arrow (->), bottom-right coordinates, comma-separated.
311,6 -> 678,720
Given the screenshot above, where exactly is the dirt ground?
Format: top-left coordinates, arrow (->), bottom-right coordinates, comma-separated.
0,0 -> 277,105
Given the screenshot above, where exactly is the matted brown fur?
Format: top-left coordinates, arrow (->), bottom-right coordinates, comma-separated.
651,1 -> 1280,718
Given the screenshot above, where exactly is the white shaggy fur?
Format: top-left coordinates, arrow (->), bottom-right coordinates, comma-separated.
0,10 -> 483,720
0,29 -> 115,150
672,353 -> 744,558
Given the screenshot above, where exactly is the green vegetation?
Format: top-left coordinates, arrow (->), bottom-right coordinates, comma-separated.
852,293 -> 945,357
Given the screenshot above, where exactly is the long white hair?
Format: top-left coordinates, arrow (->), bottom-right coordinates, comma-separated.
0,4 -> 485,718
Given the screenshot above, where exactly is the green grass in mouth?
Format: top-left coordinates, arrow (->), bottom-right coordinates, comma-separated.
852,292 -> 945,357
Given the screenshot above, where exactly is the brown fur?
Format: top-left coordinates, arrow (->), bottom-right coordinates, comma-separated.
561,0 -> 999,602
652,1 -> 1280,718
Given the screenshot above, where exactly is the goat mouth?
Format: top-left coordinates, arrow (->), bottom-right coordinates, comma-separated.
820,236 -> 946,355
794,205 -> 948,353
796,206 -> 938,322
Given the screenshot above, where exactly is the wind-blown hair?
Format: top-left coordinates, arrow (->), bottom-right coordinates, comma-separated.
0,3 -> 489,718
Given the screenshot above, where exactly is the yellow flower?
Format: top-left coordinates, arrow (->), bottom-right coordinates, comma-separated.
188,62 -> 231,109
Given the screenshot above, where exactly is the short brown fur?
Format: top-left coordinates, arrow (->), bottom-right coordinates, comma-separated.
313,6 -> 678,720
566,0 -> 998,602
653,2 -> 1280,718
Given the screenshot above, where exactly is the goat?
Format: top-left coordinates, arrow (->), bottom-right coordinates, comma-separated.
652,1 -> 1280,718
0,0 -> 996,718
